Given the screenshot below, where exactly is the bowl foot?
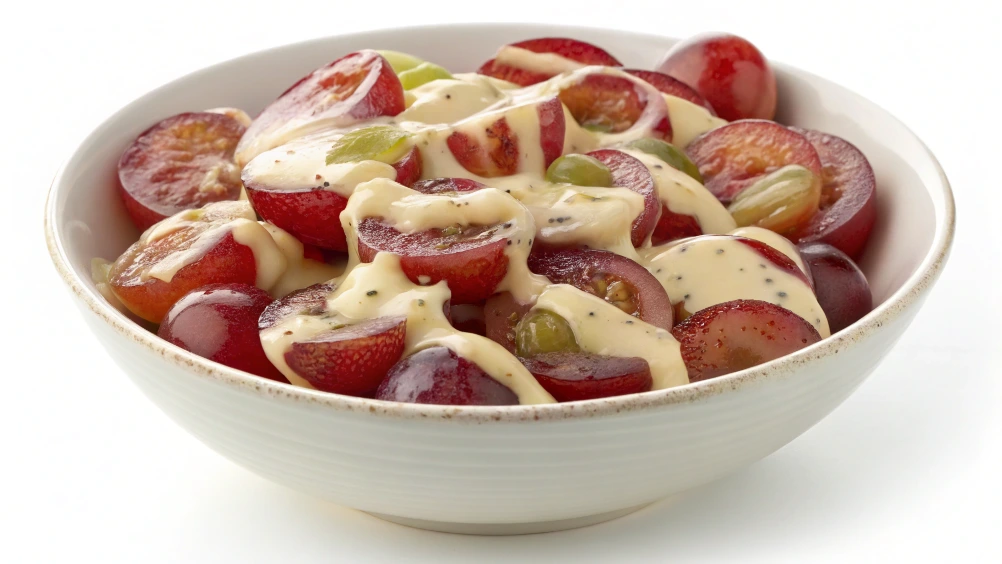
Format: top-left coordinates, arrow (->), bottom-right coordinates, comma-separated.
367,504 -> 649,535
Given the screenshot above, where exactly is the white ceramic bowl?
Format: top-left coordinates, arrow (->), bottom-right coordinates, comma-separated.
45,24 -> 954,535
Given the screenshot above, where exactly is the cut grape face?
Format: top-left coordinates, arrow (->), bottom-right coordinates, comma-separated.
446,97 -> 564,177
235,50 -> 405,165
528,248 -> 673,330
375,347 -> 519,406
797,242 -> 872,333
109,202 -> 265,323
587,149 -> 660,247
484,291 -> 534,353
284,316 -> 407,397
118,112 -> 245,231
624,69 -> 717,115
519,352 -> 652,402
477,37 -> 621,86
789,128 -> 877,259
159,284 -> 286,382
656,33 -> 777,121
559,74 -> 671,140
686,120 -> 823,207
671,299 -> 822,382
355,218 -> 510,304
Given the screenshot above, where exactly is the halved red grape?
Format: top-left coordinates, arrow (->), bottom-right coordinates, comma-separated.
686,120 -> 822,205
656,33 -> 776,121
446,97 -> 564,177
484,291 -> 534,353
284,316 -> 407,397
158,284 -> 286,382
235,50 -> 405,164
118,112 -> 245,231
559,74 -> 671,140
477,37 -> 621,86
519,352 -> 652,402
624,69 -> 717,115
789,128 -> 877,259
587,149 -> 660,247
244,147 -> 420,252
671,299 -> 822,382
375,346 -> 518,405
528,247 -> 673,329
245,188 -> 350,251
355,218 -> 509,304
109,203 -> 263,323
411,177 -> 488,194
797,242 -> 872,333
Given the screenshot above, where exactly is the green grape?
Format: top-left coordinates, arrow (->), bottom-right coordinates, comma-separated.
728,165 -> 820,233
325,126 -> 411,166
515,310 -> 580,357
398,62 -> 453,90
545,154 -> 614,187
375,50 -> 425,74
626,138 -> 703,183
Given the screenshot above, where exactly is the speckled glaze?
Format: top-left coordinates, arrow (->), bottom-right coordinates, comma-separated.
45,24 -> 954,534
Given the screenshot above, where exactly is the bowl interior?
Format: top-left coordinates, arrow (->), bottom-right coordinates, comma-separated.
50,24 -> 946,330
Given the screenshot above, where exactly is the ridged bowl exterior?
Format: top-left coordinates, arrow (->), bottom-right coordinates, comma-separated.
46,25 -> 954,530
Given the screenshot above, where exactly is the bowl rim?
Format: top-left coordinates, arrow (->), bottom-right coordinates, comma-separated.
44,22 -> 956,422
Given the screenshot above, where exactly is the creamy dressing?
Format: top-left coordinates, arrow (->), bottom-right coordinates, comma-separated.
242,130 -> 398,195
661,95 -> 726,148
260,253 -> 557,403
645,235 -> 830,337
260,223 -> 343,298
534,285 -> 688,389
396,76 -> 508,124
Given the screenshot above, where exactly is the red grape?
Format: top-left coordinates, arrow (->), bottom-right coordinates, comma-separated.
158,284 -> 287,382
375,347 -> 519,406
797,242 -> 872,333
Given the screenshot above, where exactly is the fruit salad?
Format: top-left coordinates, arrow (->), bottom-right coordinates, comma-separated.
94,33 -> 877,406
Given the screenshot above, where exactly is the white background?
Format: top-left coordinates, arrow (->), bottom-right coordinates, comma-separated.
4,0 -> 1000,561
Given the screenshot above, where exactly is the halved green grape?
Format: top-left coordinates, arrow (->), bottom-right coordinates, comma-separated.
326,125 -> 411,165
399,62 -> 453,90
545,154 -> 614,187
375,50 -> 425,74
728,164 -> 820,234
627,138 -> 702,183
515,310 -> 580,357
